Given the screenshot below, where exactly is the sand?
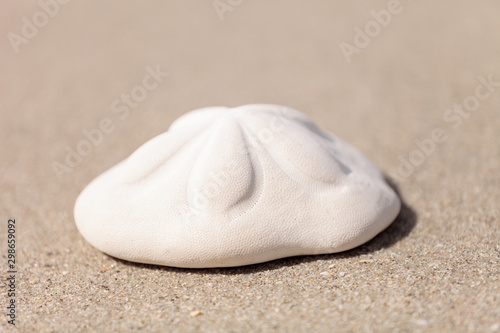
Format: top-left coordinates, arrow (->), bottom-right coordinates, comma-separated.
0,1 -> 499,331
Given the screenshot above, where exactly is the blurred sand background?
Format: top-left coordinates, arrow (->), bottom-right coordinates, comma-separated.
0,0 -> 499,331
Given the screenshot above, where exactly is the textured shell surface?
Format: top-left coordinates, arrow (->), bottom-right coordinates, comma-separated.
74,104 -> 401,268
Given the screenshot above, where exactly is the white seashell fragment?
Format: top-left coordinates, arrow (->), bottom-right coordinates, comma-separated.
74,104 -> 401,268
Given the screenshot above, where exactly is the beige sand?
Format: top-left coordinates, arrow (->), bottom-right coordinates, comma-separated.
1,1 -> 499,331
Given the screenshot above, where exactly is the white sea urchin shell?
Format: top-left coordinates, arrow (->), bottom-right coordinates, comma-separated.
74,104 -> 401,268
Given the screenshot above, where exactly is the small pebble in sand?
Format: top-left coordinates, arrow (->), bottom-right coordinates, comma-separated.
190,310 -> 202,317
